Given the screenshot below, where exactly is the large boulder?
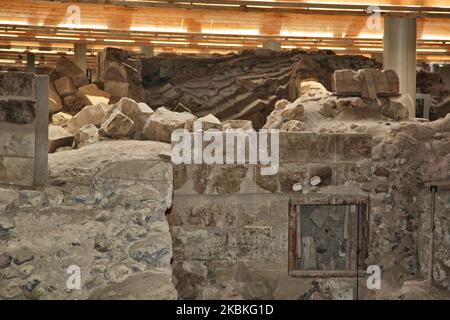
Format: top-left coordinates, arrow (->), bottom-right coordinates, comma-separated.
104,80 -> 129,103
54,76 -> 76,97
62,94 -> 84,113
67,103 -> 110,134
55,56 -> 89,88
143,107 -> 196,143
76,84 -> 111,106
100,109 -> 134,139
112,98 -> 154,137
381,99 -> 409,121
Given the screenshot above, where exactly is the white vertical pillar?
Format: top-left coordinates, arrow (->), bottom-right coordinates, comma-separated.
74,43 -> 87,72
140,45 -> 155,57
383,17 -> 417,118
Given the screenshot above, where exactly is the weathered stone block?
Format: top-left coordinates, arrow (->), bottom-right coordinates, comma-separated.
0,123 -> 35,158
104,80 -> 129,101
222,120 -> 253,131
67,103 -> 109,134
62,94 -> 84,113
54,76 -> 76,97
335,134 -> 372,161
280,133 -> 336,163
55,56 -> 89,88
100,109 -> 134,139
0,99 -> 36,124
76,83 -> 111,106
333,69 -> 361,96
0,156 -> 34,186
143,107 -> 196,143
186,114 -> 222,131
51,111 -> 72,128
74,124 -> 99,148
48,125 -> 74,153
0,72 -> 34,97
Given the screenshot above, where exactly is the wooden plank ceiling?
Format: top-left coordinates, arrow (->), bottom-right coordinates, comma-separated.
1,0 -> 450,68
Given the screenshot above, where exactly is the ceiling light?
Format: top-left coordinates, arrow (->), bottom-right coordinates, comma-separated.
130,26 -> 187,33
197,43 -> 243,47
280,31 -> 333,38
317,46 -> 346,50
36,36 -> 80,40
417,48 -> 447,52
201,28 -> 260,36
104,39 -> 136,43
151,41 -> 190,45
58,24 -> 108,30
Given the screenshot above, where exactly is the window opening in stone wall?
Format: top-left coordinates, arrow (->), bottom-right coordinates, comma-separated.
289,198 -> 369,277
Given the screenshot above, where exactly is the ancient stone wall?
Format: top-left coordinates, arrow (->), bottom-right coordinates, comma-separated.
170,132 -> 374,299
0,141 -> 176,299
0,72 -> 48,187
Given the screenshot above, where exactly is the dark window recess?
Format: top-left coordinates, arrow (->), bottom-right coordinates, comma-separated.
289,201 -> 369,277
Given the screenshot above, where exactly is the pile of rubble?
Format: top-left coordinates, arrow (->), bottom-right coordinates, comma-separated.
48,96 -> 254,153
264,69 -> 409,132
97,47 -> 380,129
48,68 -> 411,153
49,57 -> 112,115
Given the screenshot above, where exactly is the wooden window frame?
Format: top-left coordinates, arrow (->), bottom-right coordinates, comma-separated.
288,194 -> 369,278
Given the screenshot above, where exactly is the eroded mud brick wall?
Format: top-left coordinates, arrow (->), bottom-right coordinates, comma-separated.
0,72 -> 48,186
98,48 -> 380,129
170,132 -> 373,299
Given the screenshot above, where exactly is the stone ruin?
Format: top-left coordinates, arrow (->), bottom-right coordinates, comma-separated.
1,51 -> 450,300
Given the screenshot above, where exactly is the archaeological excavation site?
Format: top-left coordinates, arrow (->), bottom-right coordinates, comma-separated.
1,0 -> 450,304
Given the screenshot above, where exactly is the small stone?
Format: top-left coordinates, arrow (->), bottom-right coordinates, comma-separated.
274,99 -> 289,110
374,166 -> 390,178
186,114 -> 222,131
310,176 -> 321,186
280,104 -> 305,121
158,151 -> 172,160
18,264 -> 35,278
0,254 -> 12,269
292,183 -> 303,192
94,211 -> 111,222
12,247 -> 34,265
280,120 -> 304,132
94,234 -> 113,253
433,133 -> 445,140
222,120 -> 253,131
